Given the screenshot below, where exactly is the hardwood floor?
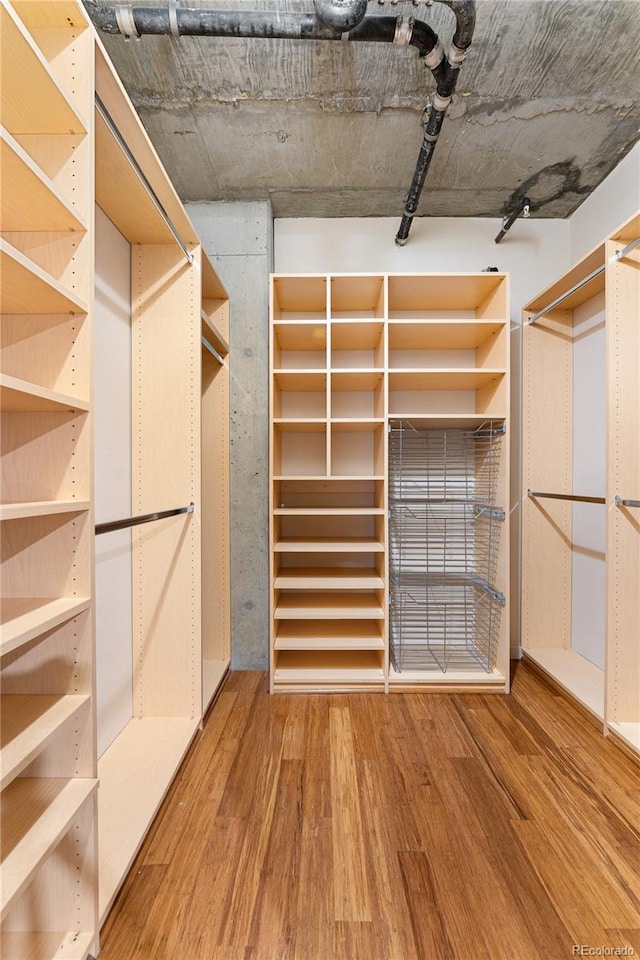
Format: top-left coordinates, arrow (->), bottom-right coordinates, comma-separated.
99,661 -> 640,959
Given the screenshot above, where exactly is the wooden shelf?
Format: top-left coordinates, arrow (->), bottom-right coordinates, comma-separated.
388,665 -> 507,692
524,245 -> 606,316
1,930 -> 95,960
274,538 -> 383,552
275,620 -> 384,650
0,128 -> 86,233
0,240 -> 88,316
0,1 -> 87,137
273,372 -> 326,390
387,415 -> 506,430
1,694 -> 90,790
272,276 -> 327,317
273,650 -> 385,683
275,592 -> 385,619
201,311 -> 229,357
523,649 -> 604,720
330,276 -> 384,317
274,506 -> 385,515
388,320 -> 506,349
95,108 -> 182,247
0,501 -> 90,522
0,777 -> 97,920
388,370 -> 505,390
0,374 -> 89,413
0,598 -> 91,659
97,716 -> 199,922
273,419 -> 327,431
275,567 -> 384,589
387,273 -> 506,315
330,371 -> 384,389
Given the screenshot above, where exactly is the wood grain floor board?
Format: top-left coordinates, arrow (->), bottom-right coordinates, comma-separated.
98,665 -> 640,960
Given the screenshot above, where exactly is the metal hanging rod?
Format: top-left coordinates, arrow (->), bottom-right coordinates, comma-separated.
527,264 -> 604,325
202,335 -> 224,365
615,496 -> 640,509
95,93 -> 194,266
527,234 -> 639,326
96,503 -> 194,535
527,490 -> 606,505
614,236 -> 640,261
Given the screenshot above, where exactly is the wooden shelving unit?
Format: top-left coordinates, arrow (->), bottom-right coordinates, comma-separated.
522,210 -> 640,759
92,40 -> 231,924
2,2 -> 232,951
270,272 -> 510,693
0,2 -> 97,957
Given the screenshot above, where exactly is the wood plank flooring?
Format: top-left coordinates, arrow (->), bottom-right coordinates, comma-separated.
99,661 -> 640,959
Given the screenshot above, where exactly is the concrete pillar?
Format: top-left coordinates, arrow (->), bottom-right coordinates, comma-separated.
186,201 -> 273,669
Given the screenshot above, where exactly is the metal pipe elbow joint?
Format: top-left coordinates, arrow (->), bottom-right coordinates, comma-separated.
313,0 -> 369,31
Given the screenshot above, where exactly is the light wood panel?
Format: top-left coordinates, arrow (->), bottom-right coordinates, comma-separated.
0,128 -> 86,234
388,320 -> 505,350
522,308 -> 572,650
0,777 -> 97,920
0,597 -> 91,659
97,716 -> 199,922
274,592 -> 385,619
0,500 -> 90,521
0,694 -> 90,789
607,239 -> 640,727
0,1 -> 87,136
274,568 -> 384,590
387,274 -> 505,315
94,41 -> 197,246
523,648 -> 604,720
201,273 -> 231,707
0,240 -> 88,316
388,370 -> 505,390
526,244 -> 606,315
0,375 -> 89,413
131,244 -> 200,718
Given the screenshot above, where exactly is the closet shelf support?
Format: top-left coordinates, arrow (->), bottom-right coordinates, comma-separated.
615,496 -> 640,509
614,236 -> 640,261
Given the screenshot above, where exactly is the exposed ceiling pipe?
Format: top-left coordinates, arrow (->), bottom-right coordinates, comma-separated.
84,1 -> 475,245
314,0 -> 369,31
494,195 -> 531,244
395,0 -> 476,245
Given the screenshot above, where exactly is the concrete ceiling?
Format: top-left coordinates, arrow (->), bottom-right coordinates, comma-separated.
89,0 -> 640,220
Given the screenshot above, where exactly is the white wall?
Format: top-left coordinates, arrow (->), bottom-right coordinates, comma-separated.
94,206 -> 133,758
570,142 -> 640,262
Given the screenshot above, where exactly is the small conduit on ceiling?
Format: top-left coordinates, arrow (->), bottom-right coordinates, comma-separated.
84,0 -> 476,245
